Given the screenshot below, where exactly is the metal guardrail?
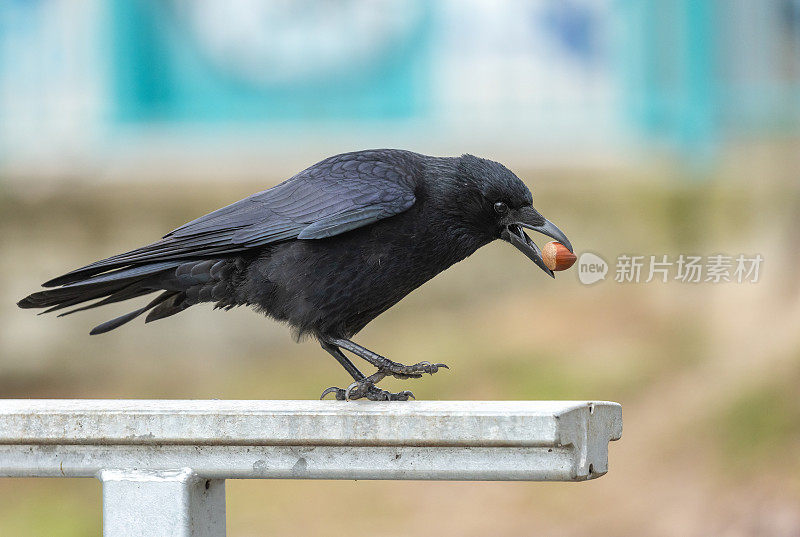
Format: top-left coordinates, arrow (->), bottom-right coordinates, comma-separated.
0,400 -> 622,537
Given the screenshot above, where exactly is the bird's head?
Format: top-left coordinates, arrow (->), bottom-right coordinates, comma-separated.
447,154 -> 573,278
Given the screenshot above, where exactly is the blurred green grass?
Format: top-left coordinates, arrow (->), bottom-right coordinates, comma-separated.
716,360 -> 800,467
1,152 -> 799,535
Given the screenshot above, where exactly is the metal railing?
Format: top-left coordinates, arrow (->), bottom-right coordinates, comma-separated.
0,399 -> 622,537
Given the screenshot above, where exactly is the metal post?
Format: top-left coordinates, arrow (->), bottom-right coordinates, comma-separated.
99,469 -> 225,537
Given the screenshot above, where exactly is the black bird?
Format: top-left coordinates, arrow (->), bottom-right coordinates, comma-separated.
18,149 -> 572,400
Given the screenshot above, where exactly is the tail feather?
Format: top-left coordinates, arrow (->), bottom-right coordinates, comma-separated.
57,285 -> 156,317
18,257 -> 236,334
19,280 -> 133,310
145,292 -> 190,323
51,261 -> 183,289
89,292 -> 178,335
18,262 -> 182,311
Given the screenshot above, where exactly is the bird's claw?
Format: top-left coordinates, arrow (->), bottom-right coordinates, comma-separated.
319,358 -> 446,400
420,362 -> 449,375
344,381 -> 361,401
319,382 -> 414,401
319,386 -> 343,400
381,360 -> 450,379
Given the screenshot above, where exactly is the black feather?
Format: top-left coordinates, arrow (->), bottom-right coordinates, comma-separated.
145,293 -> 188,323
43,150 -> 418,287
57,286 -> 156,317
89,292 -> 177,335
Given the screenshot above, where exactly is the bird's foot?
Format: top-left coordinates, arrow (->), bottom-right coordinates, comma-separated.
320,375 -> 415,401
379,360 -> 449,380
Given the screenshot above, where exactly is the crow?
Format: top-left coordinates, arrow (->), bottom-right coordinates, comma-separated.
18,149 -> 572,400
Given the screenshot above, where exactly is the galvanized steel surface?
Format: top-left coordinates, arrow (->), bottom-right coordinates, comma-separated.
0,399 -> 621,480
0,400 -> 622,536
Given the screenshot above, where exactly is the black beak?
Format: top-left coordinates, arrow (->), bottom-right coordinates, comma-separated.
500,206 -> 572,278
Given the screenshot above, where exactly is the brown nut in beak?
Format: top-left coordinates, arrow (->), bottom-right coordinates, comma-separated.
542,241 -> 576,271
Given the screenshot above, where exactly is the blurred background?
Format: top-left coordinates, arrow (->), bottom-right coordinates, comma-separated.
1,0 -> 799,535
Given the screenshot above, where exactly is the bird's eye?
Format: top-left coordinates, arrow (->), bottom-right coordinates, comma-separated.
494,201 -> 509,215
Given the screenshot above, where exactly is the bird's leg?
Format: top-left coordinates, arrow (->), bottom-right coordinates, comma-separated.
325,337 -> 449,379
320,341 -> 365,381
318,341 -> 417,401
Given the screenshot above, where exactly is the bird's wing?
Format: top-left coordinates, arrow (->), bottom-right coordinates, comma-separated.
45,151 -> 418,287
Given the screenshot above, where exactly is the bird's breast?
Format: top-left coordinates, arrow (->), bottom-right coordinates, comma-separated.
245,208 -> 489,338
